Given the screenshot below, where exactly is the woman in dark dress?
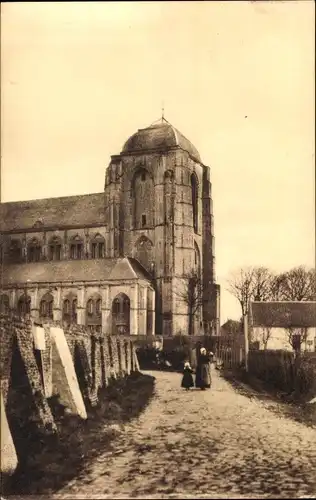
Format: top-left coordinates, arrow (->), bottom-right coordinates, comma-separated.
195,347 -> 212,390
181,361 -> 194,390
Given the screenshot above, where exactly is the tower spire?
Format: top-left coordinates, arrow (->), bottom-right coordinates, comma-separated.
161,101 -> 165,122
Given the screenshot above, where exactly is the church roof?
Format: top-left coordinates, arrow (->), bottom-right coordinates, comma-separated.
1,257 -> 151,285
121,120 -> 201,163
0,193 -> 106,232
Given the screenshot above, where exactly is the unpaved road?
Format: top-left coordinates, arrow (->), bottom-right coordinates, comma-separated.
53,368 -> 316,499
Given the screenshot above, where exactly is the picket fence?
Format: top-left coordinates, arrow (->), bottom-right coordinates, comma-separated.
214,335 -> 245,369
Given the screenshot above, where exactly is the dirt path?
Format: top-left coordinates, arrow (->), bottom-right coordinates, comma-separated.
53,368 -> 316,499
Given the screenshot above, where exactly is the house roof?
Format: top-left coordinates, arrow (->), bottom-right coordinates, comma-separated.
0,192 -> 106,232
1,257 -> 151,285
250,301 -> 316,328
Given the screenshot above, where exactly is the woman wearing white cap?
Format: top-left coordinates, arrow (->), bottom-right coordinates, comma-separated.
195,347 -> 212,390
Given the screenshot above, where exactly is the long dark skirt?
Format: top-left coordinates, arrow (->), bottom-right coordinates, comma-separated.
181,371 -> 194,389
195,363 -> 211,389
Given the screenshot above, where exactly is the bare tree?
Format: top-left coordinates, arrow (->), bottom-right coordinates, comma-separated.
174,269 -> 203,336
252,267 -> 275,301
261,327 -> 272,349
286,326 -> 309,352
227,267 -> 256,317
276,266 -> 316,301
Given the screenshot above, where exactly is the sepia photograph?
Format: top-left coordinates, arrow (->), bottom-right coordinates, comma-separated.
0,1 -> 315,498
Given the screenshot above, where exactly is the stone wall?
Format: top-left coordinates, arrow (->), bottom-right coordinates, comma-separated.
0,314 -> 140,476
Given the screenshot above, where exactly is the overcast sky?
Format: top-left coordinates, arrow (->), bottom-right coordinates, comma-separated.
1,1 -> 315,321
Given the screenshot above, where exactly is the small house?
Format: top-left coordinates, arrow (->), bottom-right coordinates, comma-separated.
249,301 -> 316,351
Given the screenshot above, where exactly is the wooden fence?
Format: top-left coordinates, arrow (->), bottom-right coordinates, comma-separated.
214,335 -> 245,369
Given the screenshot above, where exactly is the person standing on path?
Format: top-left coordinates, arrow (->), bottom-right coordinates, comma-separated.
181,361 -> 195,390
195,347 -> 212,390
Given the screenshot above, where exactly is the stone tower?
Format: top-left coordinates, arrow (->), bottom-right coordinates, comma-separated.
104,119 -> 220,336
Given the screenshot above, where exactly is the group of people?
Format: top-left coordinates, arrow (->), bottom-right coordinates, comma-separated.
181,347 -> 213,391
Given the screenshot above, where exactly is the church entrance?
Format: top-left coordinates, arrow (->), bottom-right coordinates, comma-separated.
112,293 -> 130,335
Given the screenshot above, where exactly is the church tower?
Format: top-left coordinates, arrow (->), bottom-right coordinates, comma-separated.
104,118 -> 220,336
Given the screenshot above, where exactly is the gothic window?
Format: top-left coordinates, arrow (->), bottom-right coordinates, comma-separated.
86,295 -> 102,328
134,235 -> 154,272
39,292 -> 54,320
9,239 -> 22,263
0,294 -> 10,314
123,296 -> 130,314
27,238 -> 42,262
112,293 -> 130,335
48,236 -> 62,261
73,299 -> 78,322
62,295 -> 77,324
90,234 -> 105,259
87,299 -> 94,316
17,295 -> 31,316
96,299 -> 102,315
63,299 -> 70,315
131,168 -> 154,229
191,173 -> 198,233
70,235 -> 83,260
194,241 -> 201,276
113,298 -> 120,315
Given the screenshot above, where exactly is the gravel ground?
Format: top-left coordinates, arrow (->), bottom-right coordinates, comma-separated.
50,367 -> 316,499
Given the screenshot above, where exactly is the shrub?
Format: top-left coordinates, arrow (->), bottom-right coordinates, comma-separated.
248,350 -> 316,401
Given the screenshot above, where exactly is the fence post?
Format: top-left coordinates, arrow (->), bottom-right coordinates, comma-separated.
243,313 -> 249,372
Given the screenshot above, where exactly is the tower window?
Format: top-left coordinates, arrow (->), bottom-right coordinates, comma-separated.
191,173 -> 198,234
141,214 -> 147,227
141,172 -> 146,181
90,235 -> 105,259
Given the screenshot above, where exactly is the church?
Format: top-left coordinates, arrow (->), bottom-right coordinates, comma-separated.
0,118 -> 220,336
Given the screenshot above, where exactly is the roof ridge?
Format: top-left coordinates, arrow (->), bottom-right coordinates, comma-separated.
0,192 -> 104,206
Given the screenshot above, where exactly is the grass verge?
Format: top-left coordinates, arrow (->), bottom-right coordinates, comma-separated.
222,368 -> 316,428
2,371 -> 155,496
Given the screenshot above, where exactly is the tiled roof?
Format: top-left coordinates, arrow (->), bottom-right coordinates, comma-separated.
250,301 -> 316,328
122,121 -> 201,163
0,193 -> 106,232
1,257 -> 151,285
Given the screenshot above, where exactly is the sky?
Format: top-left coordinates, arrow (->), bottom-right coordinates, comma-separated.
1,1 -> 315,321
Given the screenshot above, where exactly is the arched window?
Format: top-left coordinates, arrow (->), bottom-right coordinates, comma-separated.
90,233 -> 105,259
131,168 -> 154,229
0,294 -> 10,314
39,292 -> 54,320
18,295 -> 31,316
70,235 -> 83,260
27,238 -> 42,262
9,239 -> 22,264
191,173 -> 198,234
73,299 -> 78,322
133,235 -> 154,272
113,298 -> 120,315
194,241 -> 201,276
86,296 -> 102,331
87,299 -> 94,315
63,299 -> 70,315
112,293 -> 130,335
62,295 -> 77,324
96,299 -> 102,315
48,236 -> 62,261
